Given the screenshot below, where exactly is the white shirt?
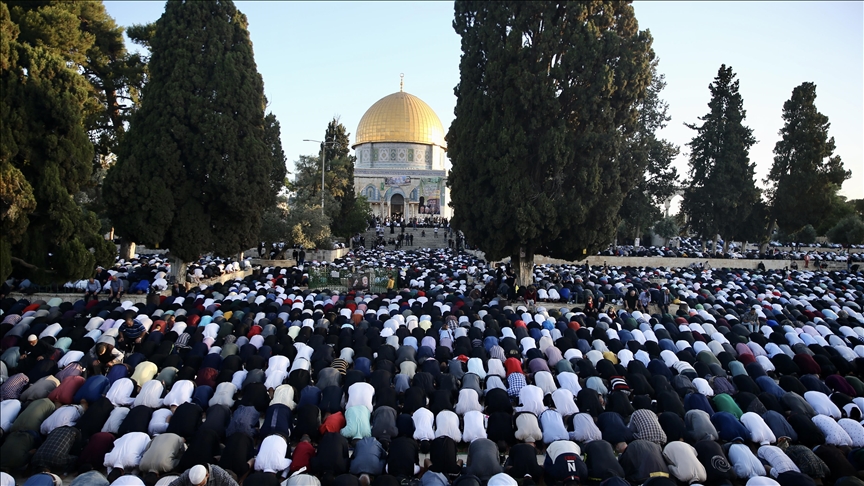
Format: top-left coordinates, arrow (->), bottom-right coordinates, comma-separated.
557,372 -> 582,396
745,478 -> 780,486
346,382 -> 375,413
210,382 -> 237,408
805,391 -> 842,419
839,418 -> 864,447
58,350 -> 85,368
757,445 -> 800,478
663,442 -> 707,484
727,443 -> 766,478
434,410 -> 462,443
231,369 -> 248,390
540,409 -> 570,444
254,434 -> 292,473
0,400 -> 21,433
462,411 -> 487,443
39,323 -> 62,339
551,389 -> 580,417
134,380 -> 164,409
106,378 -> 136,407
162,380 -> 194,408
812,414 -> 854,446
569,413 -> 602,443
692,378 -> 714,396
112,475 -> 145,486
741,412 -> 776,445
455,389 -> 483,416
268,355 -> 290,374
102,407 -> 130,434
534,371 -> 558,396
203,323 -> 220,340
546,440 -> 580,462
104,432 -> 152,469
148,408 -> 173,436
264,370 -> 288,390
516,385 -> 545,417
41,405 -> 83,435
270,384 -> 296,408
412,407 -> 435,441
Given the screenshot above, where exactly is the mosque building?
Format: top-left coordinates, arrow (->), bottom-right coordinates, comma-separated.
353,78 -> 451,220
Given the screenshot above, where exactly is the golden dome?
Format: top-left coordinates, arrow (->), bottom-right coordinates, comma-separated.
354,91 -> 446,148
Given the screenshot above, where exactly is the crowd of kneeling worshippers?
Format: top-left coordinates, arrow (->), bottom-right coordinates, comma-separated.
2,251 -> 864,486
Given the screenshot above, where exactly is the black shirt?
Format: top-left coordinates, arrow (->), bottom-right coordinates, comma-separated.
429,436 -> 460,476
387,437 -> 420,477
165,402 -> 203,439
219,432 -> 255,477
312,432 -> 350,476
118,405 -> 153,436
504,443 -> 543,479
582,440 -> 625,481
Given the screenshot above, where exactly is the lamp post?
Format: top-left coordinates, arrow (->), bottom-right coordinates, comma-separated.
303,138 -> 337,214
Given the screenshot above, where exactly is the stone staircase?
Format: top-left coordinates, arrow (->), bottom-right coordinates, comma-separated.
361,227 -> 453,250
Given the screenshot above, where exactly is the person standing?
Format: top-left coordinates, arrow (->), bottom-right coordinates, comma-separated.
660,288 -> 672,315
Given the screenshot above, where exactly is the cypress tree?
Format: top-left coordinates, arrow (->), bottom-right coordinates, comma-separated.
681,65 -> 760,251
617,62 -> 680,243
103,0 -> 286,267
767,82 -> 850,236
447,1 -> 654,285
1,1 -> 115,282
321,118 -> 369,238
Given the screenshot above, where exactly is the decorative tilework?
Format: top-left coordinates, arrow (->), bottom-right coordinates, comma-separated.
407,149 -> 414,161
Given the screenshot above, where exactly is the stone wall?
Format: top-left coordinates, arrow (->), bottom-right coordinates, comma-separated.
8,269 -> 256,305
481,254 -> 801,271
249,248 -> 350,267
7,292 -> 151,304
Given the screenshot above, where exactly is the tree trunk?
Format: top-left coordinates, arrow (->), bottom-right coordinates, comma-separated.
713,234 -> 720,256
701,239 -> 706,253
722,238 -> 730,255
119,239 -> 136,261
512,247 -> 534,289
169,255 -> 187,286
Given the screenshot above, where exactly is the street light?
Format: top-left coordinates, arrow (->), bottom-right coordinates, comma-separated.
303,138 -> 337,214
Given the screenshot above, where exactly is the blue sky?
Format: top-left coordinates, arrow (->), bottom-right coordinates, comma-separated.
104,1 -> 863,203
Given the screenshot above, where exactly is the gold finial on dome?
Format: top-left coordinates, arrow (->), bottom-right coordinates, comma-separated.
400,73 -> 404,92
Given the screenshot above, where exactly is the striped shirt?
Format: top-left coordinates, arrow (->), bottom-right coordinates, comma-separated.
122,320 -> 146,340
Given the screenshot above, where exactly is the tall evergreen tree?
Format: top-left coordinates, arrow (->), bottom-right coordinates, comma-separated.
767,82 -> 850,235
447,1 -> 654,285
75,2 -> 148,256
291,118 -> 369,239
102,0 -> 286,268
617,62 -> 680,242
1,1 -> 115,282
681,65 -> 760,251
